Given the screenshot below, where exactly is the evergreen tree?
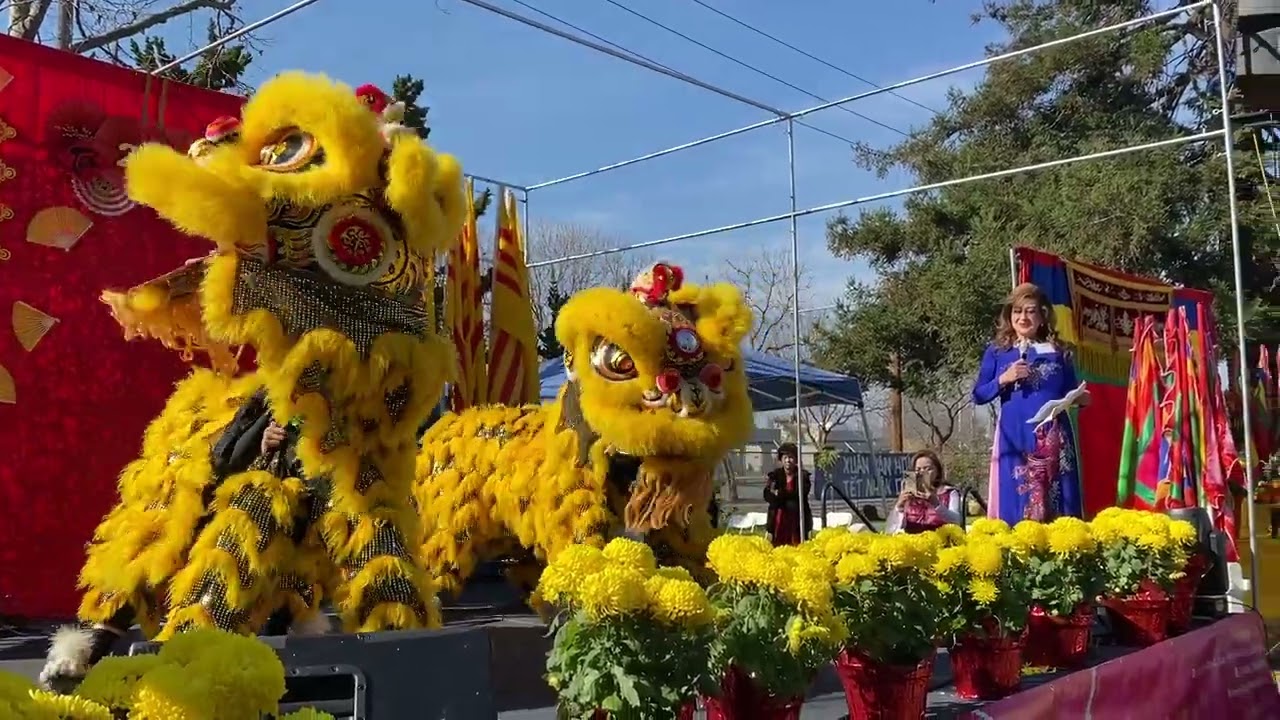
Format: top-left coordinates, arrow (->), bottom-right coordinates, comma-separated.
128,20 -> 252,91
537,279 -> 571,359
814,0 -> 1278,397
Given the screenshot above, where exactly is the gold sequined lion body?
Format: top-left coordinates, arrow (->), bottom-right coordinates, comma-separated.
44,73 -> 465,689
414,264 -> 754,594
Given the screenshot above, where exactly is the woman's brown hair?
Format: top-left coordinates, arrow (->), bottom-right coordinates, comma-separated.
909,450 -> 946,488
994,282 -> 1058,350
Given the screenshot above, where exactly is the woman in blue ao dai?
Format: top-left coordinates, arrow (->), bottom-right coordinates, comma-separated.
972,283 -> 1089,523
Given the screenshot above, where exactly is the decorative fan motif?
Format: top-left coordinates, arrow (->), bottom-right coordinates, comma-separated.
26,206 -> 92,251
0,120 -> 14,144
72,175 -> 134,216
12,301 -> 58,351
0,160 -> 14,183
0,65 -> 12,93
0,363 -> 13,404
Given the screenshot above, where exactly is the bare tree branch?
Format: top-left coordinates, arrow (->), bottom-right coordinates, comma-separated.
69,0 -> 231,53
527,222 -> 653,330
715,248 -> 811,356
9,0 -> 55,39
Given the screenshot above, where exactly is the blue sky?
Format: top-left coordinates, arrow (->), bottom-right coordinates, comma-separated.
190,0 -> 1002,305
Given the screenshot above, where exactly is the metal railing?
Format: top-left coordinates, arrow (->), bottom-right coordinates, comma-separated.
819,481 -> 880,534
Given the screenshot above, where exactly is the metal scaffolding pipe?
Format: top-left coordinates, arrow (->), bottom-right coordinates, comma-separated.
524,0 -> 1209,192
151,0 -> 325,75
526,130 -> 1222,268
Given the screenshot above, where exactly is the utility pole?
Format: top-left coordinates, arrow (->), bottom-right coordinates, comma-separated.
888,351 -> 904,452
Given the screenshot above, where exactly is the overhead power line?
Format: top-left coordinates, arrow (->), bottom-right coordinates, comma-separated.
505,0 -> 862,147
598,0 -> 908,137
685,0 -> 942,115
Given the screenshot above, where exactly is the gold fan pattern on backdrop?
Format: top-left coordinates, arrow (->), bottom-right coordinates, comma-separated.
0,363 -> 13,404
0,77 -> 12,261
26,206 -> 92,250
12,301 -> 58,351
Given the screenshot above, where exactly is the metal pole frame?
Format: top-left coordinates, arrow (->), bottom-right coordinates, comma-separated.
785,119 -> 808,540
1211,2 -> 1262,611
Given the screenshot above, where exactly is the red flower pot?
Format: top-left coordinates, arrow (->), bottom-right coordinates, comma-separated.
950,632 -> 1023,700
703,666 -> 805,720
1169,554 -> 1209,635
834,648 -> 935,720
1102,586 -> 1170,647
1023,603 -> 1093,668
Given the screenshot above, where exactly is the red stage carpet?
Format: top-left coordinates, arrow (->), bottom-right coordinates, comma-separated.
0,37 -> 241,618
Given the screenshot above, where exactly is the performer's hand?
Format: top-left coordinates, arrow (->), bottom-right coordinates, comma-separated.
999,360 -> 1030,385
1075,389 -> 1092,407
261,422 -> 287,454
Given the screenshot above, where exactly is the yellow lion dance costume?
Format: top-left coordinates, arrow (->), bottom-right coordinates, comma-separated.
414,263 -> 754,594
42,73 -> 465,688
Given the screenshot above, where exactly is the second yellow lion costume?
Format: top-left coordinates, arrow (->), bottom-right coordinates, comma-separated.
414,263 -> 754,592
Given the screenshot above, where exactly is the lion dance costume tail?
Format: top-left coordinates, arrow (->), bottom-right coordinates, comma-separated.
44,73 -> 465,689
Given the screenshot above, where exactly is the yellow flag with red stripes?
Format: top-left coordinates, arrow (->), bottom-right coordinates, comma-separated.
447,179 -> 487,411
486,189 -> 539,404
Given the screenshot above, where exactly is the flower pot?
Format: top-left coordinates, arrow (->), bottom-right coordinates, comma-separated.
1102,590 -> 1170,646
1169,554 -> 1209,635
949,632 -> 1023,700
703,666 -> 804,720
1023,603 -> 1093,668
834,648 -> 934,720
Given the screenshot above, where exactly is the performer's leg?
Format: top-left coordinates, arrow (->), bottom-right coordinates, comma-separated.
160,471 -> 306,639
38,605 -> 136,692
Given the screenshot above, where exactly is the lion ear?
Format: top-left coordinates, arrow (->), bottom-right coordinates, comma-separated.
677,283 -> 752,355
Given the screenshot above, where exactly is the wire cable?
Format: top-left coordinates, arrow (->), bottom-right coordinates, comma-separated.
506,0 -> 862,146
598,0 -> 908,136
684,0 -> 940,115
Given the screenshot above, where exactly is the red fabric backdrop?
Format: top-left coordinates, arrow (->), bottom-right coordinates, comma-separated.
0,37 -> 242,618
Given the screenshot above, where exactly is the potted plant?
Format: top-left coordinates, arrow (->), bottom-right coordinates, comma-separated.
931,518 -> 1033,700
538,539 -> 713,718
1018,518 -> 1103,668
810,528 -> 943,720
704,535 -> 845,719
1089,508 -> 1183,646
1165,518 -> 1204,635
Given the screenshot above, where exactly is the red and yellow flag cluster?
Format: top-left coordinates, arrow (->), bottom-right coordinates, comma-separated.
446,182 -> 539,412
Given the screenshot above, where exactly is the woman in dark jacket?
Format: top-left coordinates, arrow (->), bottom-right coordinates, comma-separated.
764,443 -> 813,546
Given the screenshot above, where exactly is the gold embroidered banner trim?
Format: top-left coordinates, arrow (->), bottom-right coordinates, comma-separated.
1066,260 -> 1172,353
0,120 -> 15,144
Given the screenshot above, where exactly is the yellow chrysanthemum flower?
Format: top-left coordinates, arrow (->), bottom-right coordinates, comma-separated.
75,654 -> 163,710
835,553 -> 878,585
578,565 -> 648,620
1137,532 -> 1170,551
934,579 -> 953,594
968,578 -> 999,604
654,566 -> 694,582
602,536 -> 658,573
786,574 -> 835,614
935,524 -> 967,546
280,710 -> 338,720
933,546 -> 967,576
867,536 -> 910,569
651,578 -> 715,627
130,664 -> 210,720
1012,521 -> 1049,552
1168,520 -> 1198,547
965,541 -> 1003,576
28,690 -> 114,720
969,518 -> 1011,536
743,553 -> 793,591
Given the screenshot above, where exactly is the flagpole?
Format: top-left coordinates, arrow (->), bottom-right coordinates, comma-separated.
1212,1 -> 1261,611
1008,247 -> 1018,288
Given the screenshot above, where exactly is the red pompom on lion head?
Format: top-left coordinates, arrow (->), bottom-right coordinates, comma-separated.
354,84 -> 391,115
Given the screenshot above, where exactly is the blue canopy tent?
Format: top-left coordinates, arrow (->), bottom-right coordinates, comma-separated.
537,350 -> 883,530
539,348 -> 864,408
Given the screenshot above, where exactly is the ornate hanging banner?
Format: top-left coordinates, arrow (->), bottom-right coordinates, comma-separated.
1066,260 -> 1173,352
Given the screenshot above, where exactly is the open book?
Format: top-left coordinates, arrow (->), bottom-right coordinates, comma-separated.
1027,381 -> 1088,430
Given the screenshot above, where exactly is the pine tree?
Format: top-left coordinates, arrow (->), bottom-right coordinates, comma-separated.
537,280 -> 571,359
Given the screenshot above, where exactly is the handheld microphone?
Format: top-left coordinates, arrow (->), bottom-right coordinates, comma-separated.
1016,339 -> 1029,390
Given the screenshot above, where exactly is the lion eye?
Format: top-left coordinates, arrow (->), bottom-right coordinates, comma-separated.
256,127 -> 322,172
590,341 -> 637,381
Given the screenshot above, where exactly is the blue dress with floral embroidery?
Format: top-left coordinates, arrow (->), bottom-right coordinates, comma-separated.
971,342 -> 1083,524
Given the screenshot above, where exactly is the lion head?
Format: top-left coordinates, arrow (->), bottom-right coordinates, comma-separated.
554,263 -> 754,532
104,72 -> 465,380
